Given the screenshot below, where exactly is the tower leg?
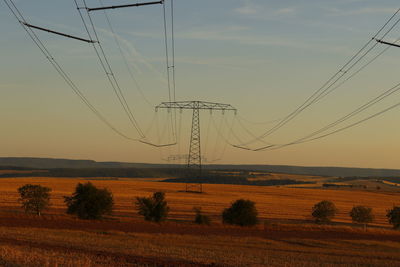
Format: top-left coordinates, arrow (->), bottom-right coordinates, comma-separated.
186,106 -> 202,192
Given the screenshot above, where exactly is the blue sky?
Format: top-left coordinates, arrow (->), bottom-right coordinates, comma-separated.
1,0 -> 400,168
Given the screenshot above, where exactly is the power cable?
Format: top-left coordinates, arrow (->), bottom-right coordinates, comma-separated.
218,114 -> 237,161
3,0 -> 140,141
78,0 -> 145,138
267,100 -> 400,151
239,7 -> 400,146
256,80 -> 400,151
162,1 -> 176,142
97,0 -> 153,106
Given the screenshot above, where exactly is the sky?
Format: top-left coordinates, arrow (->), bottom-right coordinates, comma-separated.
1,0 -> 400,168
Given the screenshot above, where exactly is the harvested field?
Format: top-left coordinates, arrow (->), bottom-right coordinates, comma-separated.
1,177 -> 400,266
0,221 -> 399,267
0,177 -> 398,226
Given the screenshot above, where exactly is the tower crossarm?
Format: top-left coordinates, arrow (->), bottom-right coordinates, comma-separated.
156,101 -> 236,113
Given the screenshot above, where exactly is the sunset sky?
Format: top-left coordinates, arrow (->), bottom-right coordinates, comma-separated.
1,0 -> 400,168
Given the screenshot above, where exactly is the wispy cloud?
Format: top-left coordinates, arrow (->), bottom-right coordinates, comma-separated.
98,27 -> 168,85
128,25 -> 351,54
326,7 -> 398,16
234,1 -> 258,15
233,0 -> 297,19
145,56 -> 267,71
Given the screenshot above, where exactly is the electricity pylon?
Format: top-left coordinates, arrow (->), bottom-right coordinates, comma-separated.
156,101 -> 237,192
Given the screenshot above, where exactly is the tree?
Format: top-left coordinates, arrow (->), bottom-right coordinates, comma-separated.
312,200 -> 337,224
64,182 -> 113,220
136,192 -> 169,222
18,184 -> 51,216
193,207 -> 211,225
387,206 -> 400,229
222,199 -> 258,226
349,206 -> 374,229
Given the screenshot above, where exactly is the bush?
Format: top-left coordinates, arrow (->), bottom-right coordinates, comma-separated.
312,200 -> 337,224
18,184 -> 51,216
349,206 -> 374,228
387,206 -> 400,229
64,182 -> 114,220
194,207 -> 211,225
222,199 -> 258,226
136,192 -> 169,222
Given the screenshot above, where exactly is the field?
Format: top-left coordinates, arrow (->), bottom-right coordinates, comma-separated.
0,176 -> 400,266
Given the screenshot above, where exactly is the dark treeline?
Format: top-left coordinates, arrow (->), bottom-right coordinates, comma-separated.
0,167 -> 186,178
0,167 -> 315,186
163,176 -> 314,186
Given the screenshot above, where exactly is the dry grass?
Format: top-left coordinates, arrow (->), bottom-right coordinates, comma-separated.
0,177 -> 399,226
1,177 -> 400,266
0,226 -> 399,267
0,244 -> 95,267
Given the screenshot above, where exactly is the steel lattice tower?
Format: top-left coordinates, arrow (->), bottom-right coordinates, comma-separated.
156,101 -> 237,185
188,105 -> 201,169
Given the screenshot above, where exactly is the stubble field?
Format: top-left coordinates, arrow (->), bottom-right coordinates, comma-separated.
0,177 -> 399,266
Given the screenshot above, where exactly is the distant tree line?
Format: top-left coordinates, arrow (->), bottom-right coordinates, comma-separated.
16,183 -> 400,230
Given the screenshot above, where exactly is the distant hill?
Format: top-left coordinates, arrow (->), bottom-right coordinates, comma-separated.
0,157 -> 167,169
1,157 -> 400,178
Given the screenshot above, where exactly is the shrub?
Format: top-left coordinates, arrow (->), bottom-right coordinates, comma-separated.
350,206 -> 374,229
194,207 -> 211,225
64,182 -> 114,220
18,184 -> 51,216
136,192 -> 169,222
387,206 -> 400,229
222,199 -> 258,226
312,200 -> 337,224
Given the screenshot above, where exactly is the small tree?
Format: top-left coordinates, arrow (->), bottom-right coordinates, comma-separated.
18,184 -> 51,216
350,205 -> 374,230
64,182 -> 114,220
194,207 -> 211,225
222,199 -> 258,226
312,200 -> 337,224
136,192 -> 169,222
387,206 -> 400,229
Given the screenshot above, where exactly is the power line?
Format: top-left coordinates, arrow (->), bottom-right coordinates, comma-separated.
22,22 -> 96,43
82,0 -> 145,137
3,0 -> 140,141
256,79 -> 400,151
170,0 -> 178,145
162,1 -> 175,136
238,7 -> 400,146
86,0 -> 163,12
170,0 -> 176,102
267,100 -> 400,151
97,0 -> 153,106
76,0 -> 145,138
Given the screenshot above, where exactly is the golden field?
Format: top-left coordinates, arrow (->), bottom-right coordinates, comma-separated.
1,176 -> 400,266
0,177 -> 399,225
0,225 -> 400,267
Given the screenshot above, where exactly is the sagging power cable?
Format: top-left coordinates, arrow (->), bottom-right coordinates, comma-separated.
97,0 -> 153,106
3,0 -> 140,141
256,80 -> 400,151
76,0 -> 145,138
238,7 -> 400,146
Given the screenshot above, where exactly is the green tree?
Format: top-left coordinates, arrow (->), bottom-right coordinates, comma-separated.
18,184 -> 51,216
194,207 -> 211,225
349,205 -> 374,229
136,192 -> 169,222
387,206 -> 400,229
312,200 -> 337,224
222,199 -> 258,226
64,182 -> 114,220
